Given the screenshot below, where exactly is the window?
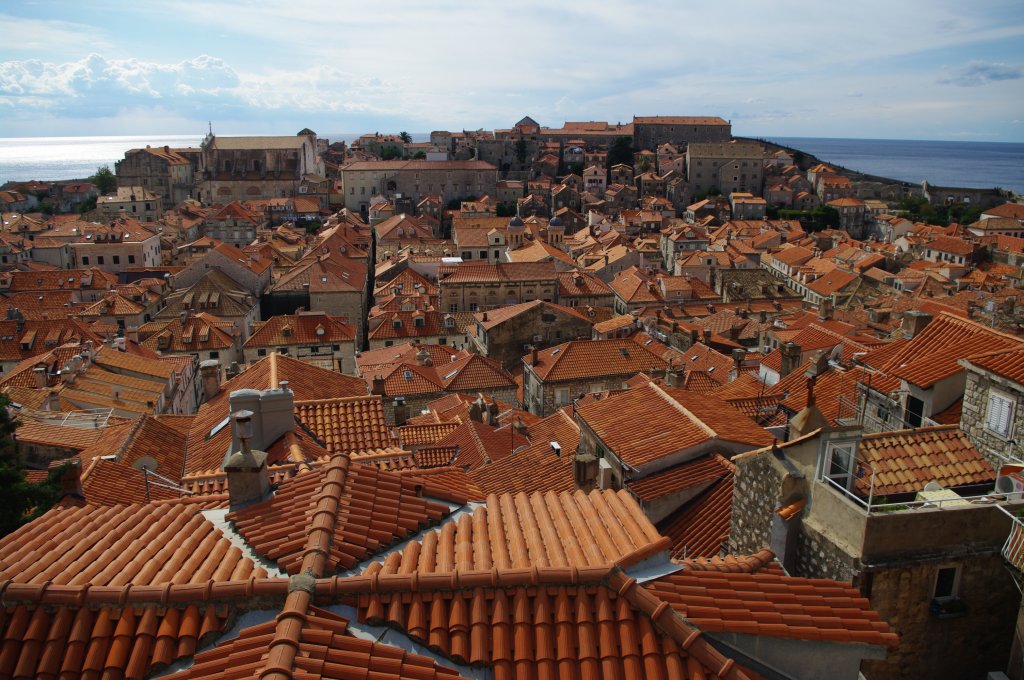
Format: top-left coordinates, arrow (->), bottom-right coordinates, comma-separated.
823,442 -> 856,491
97,256 -> 105,265
554,388 -> 570,406
479,250 -> 488,259
257,348 -> 267,357
82,256 -> 89,265
112,255 -> 120,265
904,395 -> 925,428
469,303 -> 478,311
933,565 -> 960,602
209,351 -> 219,359
128,255 -> 135,264
449,304 -> 458,313
987,390 -> 1015,438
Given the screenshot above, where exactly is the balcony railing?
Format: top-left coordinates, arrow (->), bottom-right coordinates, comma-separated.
835,394 -> 938,434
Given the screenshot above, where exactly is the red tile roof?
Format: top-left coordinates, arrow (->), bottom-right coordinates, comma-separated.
227,455 -> 456,574
184,353 -> 366,474
629,454 -> 734,503
657,473 -> 735,560
864,313 -> 1023,388
0,601 -> 233,680
294,395 -> 394,453
470,409 -> 580,495
0,501 -> 267,586
854,425 -> 996,497
529,338 -> 669,382
576,382 -> 772,468
369,488 -> 668,573
645,569 -> 899,648
244,312 -> 355,348
965,344 -> 1024,385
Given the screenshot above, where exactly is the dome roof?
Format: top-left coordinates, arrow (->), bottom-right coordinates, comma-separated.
548,215 -> 563,228
509,215 -> 525,228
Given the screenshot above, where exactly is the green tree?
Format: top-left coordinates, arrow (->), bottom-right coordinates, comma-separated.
0,394 -> 66,537
515,139 -> 529,166
607,136 -> 634,168
380,147 -> 402,161
412,150 -> 427,160
91,165 -> 117,195
78,196 -> 97,214
399,131 -> 412,144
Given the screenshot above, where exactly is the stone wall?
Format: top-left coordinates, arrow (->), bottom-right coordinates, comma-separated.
961,366 -> 1024,470
729,451 -> 785,555
861,554 -> 1016,680
793,520 -> 859,582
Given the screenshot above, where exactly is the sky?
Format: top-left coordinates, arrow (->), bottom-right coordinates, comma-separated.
2,0 -> 1023,142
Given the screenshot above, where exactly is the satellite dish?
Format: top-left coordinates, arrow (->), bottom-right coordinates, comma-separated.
923,481 -> 943,492
132,456 -> 158,472
828,344 -> 844,363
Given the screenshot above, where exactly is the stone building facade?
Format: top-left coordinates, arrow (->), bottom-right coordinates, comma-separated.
730,430 -> 1019,680
960,354 -> 1024,469
115,146 -> 195,206
198,132 -> 324,203
686,141 -> 766,196
339,160 -> 498,213
438,262 -> 560,313
632,116 -> 732,150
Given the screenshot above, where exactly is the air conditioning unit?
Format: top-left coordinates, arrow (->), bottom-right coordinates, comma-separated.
995,465 -> 1024,499
533,335 -> 543,343
597,458 -> 614,490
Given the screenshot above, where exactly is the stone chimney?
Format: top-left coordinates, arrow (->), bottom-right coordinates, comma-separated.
902,310 -> 933,339
125,326 -> 140,344
731,348 -> 746,377
702,328 -> 712,344
224,410 -> 270,509
688,328 -> 699,347
370,375 -> 385,395
468,398 -> 483,423
200,360 -> 221,403
415,347 -> 432,367
818,297 -> 833,321
487,397 -> 500,425
530,345 -> 539,367
60,459 -> 84,500
33,366 -> 46,389
393,397 -> 408,425
226,384 -> 294,458
780,342 -> 802,378
47,390 -> 60,411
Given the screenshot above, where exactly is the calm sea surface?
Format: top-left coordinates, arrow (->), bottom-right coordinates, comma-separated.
1,134 -> 1021,196
767,137 -> 1024,196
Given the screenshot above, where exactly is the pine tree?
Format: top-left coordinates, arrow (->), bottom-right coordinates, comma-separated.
0,394 -> 67,537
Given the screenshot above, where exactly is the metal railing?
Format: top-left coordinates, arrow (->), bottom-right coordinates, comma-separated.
820,456 -> 1003,514
835,394 -> 938,434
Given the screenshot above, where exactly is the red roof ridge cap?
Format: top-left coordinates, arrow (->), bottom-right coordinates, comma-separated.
649,382 -> 718,440
731,429 -> 823,463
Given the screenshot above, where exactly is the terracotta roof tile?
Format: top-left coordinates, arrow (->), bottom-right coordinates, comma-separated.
629,454 -> 734,503
185,353 -> 366,474
228,455 -> 457,574
0,502 -> 266,586
0,602 -> 232,680
294,395 -> 394,453
470,409 -> 580,496
657,473 -> 735,560
854,425 -> 995,497
576,382 -> 772,468
529,338 -> 669,382
645,570 -> 899,649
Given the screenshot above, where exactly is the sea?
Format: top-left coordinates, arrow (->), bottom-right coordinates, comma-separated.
766,137 -> 1024,196
0,133 -> 1022,196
